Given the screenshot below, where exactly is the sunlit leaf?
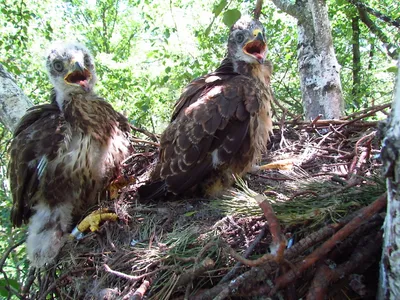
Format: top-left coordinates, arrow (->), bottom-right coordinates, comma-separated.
212,0 -> 227,17
222,9 -> 241,28
386,66 -> 398,73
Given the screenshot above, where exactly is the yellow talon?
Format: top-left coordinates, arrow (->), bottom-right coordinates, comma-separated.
70,209 -> 118,240
257,159 -> 294,171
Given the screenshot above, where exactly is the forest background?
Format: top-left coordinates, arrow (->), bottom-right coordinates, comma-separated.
0,0 -> 399,295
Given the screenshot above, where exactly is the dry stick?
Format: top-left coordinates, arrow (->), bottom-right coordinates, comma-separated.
130,137 -> 160,147
22,267 -> 36,296
219,224 -> 268,284
273,119 -> 378,128
318,180 -> 359,200
104,264 -> 171,282
130,279 -> 150,300
287,190 -> 319,201
254,0 -> 263,20
175,258 -> 215,288
341,103 -> 391,120
337,106 -> 387,130
192,216 -> 350,300
0,239 -> 25,272
129,124 -> 159,142
255,195 -> 286,261
306,231 -> 383,300
254,173 -> 294,181
39,267 -> 96,300
269,193 -> 387,296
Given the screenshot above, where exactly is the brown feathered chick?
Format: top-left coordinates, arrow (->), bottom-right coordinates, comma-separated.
139,17 -> 273,199
8,42 -> 131,267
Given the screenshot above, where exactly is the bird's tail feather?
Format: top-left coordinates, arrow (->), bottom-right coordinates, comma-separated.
27,202 -> 73,267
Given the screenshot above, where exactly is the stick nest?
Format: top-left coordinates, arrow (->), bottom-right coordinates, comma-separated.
7,104 -> 390,300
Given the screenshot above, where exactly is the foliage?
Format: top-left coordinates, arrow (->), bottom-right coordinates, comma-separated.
0,0 -> 398,297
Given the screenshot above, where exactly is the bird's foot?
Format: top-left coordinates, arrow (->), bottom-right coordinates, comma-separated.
70,208 -> 118,240
252,159 -> 294,172
108,174 -> 136,199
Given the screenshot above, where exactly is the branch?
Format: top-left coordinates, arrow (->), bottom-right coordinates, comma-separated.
347,0 -> 400,29
271,193 -> 387,294
0,64 -> 33,131
356,4 -> 398,59
254,0 -> 263,20
269,0 -> 303,20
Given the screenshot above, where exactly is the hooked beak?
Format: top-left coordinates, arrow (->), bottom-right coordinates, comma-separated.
64,60 -> 92,92
243,29 -> 267,64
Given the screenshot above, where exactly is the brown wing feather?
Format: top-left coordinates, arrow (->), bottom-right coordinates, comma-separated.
157,74 -> 259,195
8,103 -> 66,227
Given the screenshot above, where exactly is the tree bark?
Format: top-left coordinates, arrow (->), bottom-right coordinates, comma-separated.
352,16 -> 361,105
379,59 -> 400,299
0,64 -> 33,132
270,0 -> 344,119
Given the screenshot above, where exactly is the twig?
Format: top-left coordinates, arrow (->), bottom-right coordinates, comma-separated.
104,264 -> 171,282
129,124 -> 159,142
193,213 -> 354,300
306,231 -> 382,300
131,138 -> 160,147
22,267 -> 36,296
341,103 -> 391,120
254,0 -> 263,20
175,258 -> 215,287
253,173 -> 294,181
0,239 -> 25,272
318,180 -> 359,200
39,267 -> 96,300
219,224 -> 268,284
270,193 -> 387,295
255,195 -> 286,261
130,279 -> 150,300
287,190 -> 319,201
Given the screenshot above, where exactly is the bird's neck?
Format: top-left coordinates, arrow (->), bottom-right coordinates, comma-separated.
231,59 -> 272,86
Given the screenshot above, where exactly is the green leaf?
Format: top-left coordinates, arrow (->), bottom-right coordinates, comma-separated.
212,0 -> 227,17
184,211 -> 197,217
223,9 -> 241,28
386,66 -> 398,73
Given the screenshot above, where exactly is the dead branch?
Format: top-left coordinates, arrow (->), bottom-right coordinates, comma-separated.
130,124 -> 159,142
219,224 -> 268,284
255,195 -> 286,261
254,0 -> 263,20
341,103 -> 391,120
130,279 -> 150,300
39,267 -> 96,300
270,193 -> 387,295
175,258 -> 215,288
104,264 -> 172,282
306,231 -> 382,300
0,238 -> 25,273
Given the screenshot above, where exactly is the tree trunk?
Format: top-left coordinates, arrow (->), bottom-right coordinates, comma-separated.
352,16 -> 361,106
0,64 -> 33,132
378,59 -> 400,299
270,0 -> 344,120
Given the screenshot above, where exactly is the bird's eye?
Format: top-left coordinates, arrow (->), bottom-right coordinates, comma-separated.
236,33 -> 245,43
53,61 -> 64,72
84,55 -> 91,66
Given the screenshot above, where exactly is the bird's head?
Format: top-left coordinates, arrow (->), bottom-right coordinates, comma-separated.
46,42 -> 97,96
228,17 -> 267,65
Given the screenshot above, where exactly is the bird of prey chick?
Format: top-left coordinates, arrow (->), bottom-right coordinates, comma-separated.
8,42 -> 131,267
139,17 -> 273,199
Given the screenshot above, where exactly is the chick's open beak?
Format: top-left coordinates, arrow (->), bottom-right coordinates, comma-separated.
64,60 -> 92,92
243,29 -> 267,64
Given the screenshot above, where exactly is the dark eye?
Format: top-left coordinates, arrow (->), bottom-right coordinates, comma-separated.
236,33 -> 245,43
53,61 -> 64,72
84,55 -> 91,66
